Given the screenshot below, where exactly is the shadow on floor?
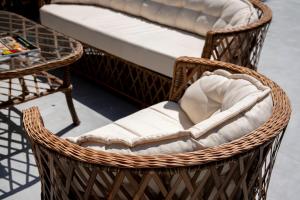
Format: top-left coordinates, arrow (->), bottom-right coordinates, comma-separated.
0,107 -> 38,199
72,74 -> 139,120
51,69 -> 139,122
0,107 -> 72,199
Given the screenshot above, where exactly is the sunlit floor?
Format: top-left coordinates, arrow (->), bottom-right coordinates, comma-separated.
1,0 -> 300,199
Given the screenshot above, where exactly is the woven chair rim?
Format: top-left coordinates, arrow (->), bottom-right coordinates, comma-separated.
22,58 -> 291,169
206,0 -> 272,36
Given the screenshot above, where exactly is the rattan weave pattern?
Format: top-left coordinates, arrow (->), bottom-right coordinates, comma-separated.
23,58 -> 291,200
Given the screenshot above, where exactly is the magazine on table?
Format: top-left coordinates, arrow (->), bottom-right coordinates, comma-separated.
0,35 -> 40,58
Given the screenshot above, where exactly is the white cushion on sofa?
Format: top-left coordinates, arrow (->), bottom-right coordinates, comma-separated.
51,0 -> 258,36
40,4 -> 205,77
66,70 -> 272,155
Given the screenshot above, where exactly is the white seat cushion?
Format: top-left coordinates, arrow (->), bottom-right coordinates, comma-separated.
66,101 -> 200,155
51,0 -> 258,36
67,70 -> 273,155
40,4 -> 205,77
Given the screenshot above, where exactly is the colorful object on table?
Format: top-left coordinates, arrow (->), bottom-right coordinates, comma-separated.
0,35 -> 39,57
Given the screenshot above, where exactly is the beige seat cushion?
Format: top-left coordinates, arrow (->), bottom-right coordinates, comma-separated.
66,70 -> 272,155
51,0 -> 258,36
66,101 -> 200,155
40,4 -> 205,77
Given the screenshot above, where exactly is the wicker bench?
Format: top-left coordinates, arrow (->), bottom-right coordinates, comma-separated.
23,58 -> 290,200
40,0 -> 272,105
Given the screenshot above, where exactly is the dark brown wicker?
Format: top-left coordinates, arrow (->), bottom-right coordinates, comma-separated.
23,58 -> 291,200
0,11 -> 83,124
60,0 -> 272,106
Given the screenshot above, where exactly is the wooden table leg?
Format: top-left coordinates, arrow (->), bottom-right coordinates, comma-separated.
62,66 -> 80,125
18,77 -> 30,99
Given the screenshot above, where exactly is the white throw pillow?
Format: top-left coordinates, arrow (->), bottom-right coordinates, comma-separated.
179,72 -> 228,124
179,70 -> 270,124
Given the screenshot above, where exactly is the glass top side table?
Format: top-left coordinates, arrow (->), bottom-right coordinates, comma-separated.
0,11 -> 83,125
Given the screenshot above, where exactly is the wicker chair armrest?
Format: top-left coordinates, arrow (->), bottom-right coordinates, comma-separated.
23,107 -> 54,149
201,0 -> 272,70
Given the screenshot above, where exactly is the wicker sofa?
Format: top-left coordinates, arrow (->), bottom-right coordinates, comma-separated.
23,58 -> 291,200
39,0 -> 272,105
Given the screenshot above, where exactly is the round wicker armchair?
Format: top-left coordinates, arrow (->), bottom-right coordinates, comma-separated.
23,58 -> 290,200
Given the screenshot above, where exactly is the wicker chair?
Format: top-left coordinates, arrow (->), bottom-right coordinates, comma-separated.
40,0 -> 272,106
23,58 -> 290,200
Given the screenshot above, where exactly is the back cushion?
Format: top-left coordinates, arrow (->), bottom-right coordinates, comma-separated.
179,69 -> 271,124
51,0 -> 258,36
179,73 -> 227,124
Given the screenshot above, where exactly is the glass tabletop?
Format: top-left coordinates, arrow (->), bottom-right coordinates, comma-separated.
0,11 -> 82,77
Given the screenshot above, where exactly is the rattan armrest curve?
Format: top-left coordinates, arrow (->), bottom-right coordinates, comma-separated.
23,58 -> 291,170
206,0 -> 272,35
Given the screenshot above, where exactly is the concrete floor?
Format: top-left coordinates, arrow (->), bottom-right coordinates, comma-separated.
0,0 -> 299,199
259,0 -> 300,199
